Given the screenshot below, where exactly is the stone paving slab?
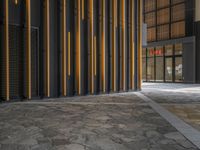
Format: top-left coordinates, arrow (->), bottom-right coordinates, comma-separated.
142,83 -> 200,104
42,93 -> 144,104
0,94 -> 198,150
163,104 -> 200,131
142,83 -> 200,142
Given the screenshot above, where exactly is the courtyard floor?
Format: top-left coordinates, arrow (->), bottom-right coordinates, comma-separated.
0,83 -> 200,150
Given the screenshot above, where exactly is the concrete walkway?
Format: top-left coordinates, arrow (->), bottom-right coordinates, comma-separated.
0,83 -> 199,150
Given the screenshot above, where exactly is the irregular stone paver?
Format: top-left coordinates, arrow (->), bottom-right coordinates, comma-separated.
0,94 -> 198,150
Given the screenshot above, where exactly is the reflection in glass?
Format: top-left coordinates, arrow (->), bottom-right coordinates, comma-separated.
175,43 -> 183,55
156,57 -> 164,81
142,58 -> 146,81
165,57 -> 173,82
165,45 -> 173,56
175,57 -> 183,82
142,48 -> 147,57
147,57 -> 155,81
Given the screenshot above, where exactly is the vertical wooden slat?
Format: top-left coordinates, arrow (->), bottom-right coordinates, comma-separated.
112,0 -> 117,91
94,36 -> 96,76
76,0 -> 81,95
122,0 -> 126,91
62,0 -> 67,96
45,0 -> 50,97
89,0 -> 94,94
68,32 -> 71,76
102,0 -> 106,92
138,0 -> 142,89
131,0 -> 135,89
26,0 -> 31,99
5,0 -> 9,101
82,0 -> 84,20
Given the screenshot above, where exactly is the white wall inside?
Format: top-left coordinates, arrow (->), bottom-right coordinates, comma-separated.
196,0 -> 200,21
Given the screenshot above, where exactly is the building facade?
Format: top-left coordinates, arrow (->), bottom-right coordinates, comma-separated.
0,0 -> 142,101
143,0 -> 200,83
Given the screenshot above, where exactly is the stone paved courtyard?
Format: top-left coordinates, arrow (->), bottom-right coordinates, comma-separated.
0,83 -> 200,150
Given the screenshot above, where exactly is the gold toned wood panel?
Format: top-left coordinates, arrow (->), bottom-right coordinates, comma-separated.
112,0 -> 117,91
131,0 -> 135,89
89,0 -> 94,94
62,0 -> 67,96
122,0 -> 126,91
138,0 -> 143,89
68,32 -> 71,76
76,0 -> 81,95
82,0 -> 84,20
26,0 -> 31,99
45,0 -> 50,97
5,0 -> 9,101
102,0 -> 106,92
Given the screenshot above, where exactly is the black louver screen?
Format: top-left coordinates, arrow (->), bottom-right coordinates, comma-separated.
31,28 -> 39,98
9,25 -> 23,99
8,25 -> 39,99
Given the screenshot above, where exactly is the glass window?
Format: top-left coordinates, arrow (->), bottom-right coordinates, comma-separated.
147,47 -> 155,57
145,12 -> 156,27
172,0 -> 185,5
165,45 -> 173,56
175,43 -> 183,55
171,4 -> 185,22
165,57 -> 173,82
157,0 -> 170,9
147,57 -> 155,81
157,24 -> 169,40
175,57 -> 183,82
171,21 -> 185,38
147,47 -> 155,81
155,46 -> 164,81
147,27 -> 156,42
142,58 -> 147,81
145,0 -> 156,12
155,46 -> 164,56
156,57 -> 164,81
157,8 -> 170,25
143,48 -> 147,57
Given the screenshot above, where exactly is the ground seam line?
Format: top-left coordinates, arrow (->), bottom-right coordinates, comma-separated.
134,92 -> 200,149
